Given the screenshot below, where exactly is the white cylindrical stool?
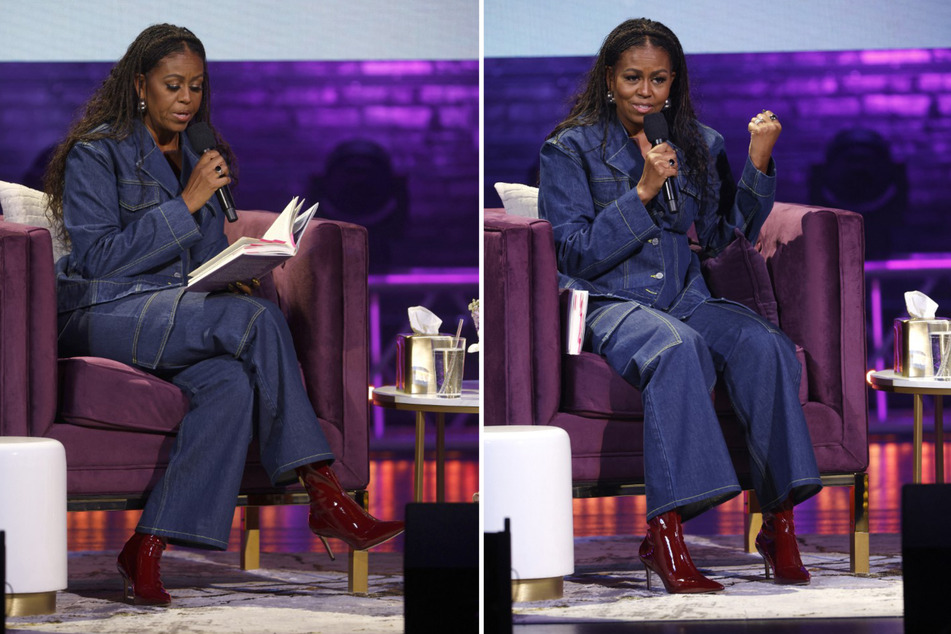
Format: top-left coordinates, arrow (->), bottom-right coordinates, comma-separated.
484,425 -> 574,601
0,438 -> 67,616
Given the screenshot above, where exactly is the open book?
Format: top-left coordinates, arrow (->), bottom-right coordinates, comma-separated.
186,197 -> 319,292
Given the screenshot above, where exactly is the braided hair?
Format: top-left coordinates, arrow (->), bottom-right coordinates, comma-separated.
549,18 -> 710,197
44,24 -> 236,245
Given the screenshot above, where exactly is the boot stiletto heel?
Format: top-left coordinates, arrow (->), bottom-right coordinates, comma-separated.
317,534 -> 335,561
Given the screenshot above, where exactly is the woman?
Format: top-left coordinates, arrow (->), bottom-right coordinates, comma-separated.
538,18 -> 822,594
45,24 -> 403,606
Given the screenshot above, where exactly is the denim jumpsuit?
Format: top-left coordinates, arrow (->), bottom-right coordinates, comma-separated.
538,116 -> 821,521
56,121 -> 334,549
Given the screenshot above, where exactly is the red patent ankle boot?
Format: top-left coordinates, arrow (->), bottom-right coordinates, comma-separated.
638,510 -> 724,594
116,532 -> 171,606
297,462 -> 404,560
756,499 -> 810,584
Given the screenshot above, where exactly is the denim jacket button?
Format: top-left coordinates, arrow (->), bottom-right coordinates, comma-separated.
650,238 -> 659,246
173,272 -> 182,278
654,272 -> 664,279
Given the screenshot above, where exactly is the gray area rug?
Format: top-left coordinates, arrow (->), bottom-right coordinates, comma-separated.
6,533 -> 902,631
514,533 -> 903,624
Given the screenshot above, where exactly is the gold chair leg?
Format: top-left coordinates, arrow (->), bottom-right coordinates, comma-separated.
850,472 -> 870,574
744,490 -> 762,553
241,506 -> 261,571
348,490 -> 370,594
349,548 -> 369,594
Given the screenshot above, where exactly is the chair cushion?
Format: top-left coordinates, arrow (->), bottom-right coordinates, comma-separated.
58,357 -> 188,434
561,346 -> 808,419
701,229 -> 779,326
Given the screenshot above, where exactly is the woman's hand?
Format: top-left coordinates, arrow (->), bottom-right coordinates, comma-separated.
636,142 -> 679,206
182,150 -> 231,214
748,110 -> 782,173
227,278 -> 260,296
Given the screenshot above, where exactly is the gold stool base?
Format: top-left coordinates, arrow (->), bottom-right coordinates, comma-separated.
6,590 -> 57,616
512,576 -> 564,602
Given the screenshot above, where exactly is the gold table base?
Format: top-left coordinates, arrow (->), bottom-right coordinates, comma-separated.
512,577 -> 564,602
6,590 -> 57,617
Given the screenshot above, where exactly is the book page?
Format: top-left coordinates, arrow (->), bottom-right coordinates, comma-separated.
261,197 -> 303,243
291,202 -> 320,247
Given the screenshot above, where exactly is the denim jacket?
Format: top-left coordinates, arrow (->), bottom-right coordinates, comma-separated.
538,115 -> 776,317
57,120 -> 228,314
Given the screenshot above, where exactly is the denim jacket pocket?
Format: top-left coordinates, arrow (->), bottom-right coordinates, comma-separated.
589,175 -> 631,210
118,179 -> 161,213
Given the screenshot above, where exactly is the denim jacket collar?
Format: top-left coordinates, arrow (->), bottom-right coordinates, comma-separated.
132,120 -> 202,198
600,114 -> 699,199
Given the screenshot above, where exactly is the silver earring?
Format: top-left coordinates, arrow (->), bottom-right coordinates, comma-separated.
607,91 -> 615,105
663,98 -> 671,110
138,99 -> 146,115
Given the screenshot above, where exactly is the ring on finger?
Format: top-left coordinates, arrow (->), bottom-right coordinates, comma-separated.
215,165 -> 223,175
769,114 -> 778,121
754,117 -> 765,125
668,158 -> 676,167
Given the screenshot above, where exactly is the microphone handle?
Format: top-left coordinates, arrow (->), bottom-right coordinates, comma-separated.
663,180 -> 678,214
216,186 -> 238,223
651,137 -> 678,213
199,148 -> 238,222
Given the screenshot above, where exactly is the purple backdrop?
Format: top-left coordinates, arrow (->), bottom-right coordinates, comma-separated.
0,59 -> 479,272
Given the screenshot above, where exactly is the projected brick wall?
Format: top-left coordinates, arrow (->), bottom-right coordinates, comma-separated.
0,59 -> 479,272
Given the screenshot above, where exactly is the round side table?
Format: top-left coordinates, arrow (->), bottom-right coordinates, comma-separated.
372,380 -> 479,502
0,437 -> 67,616
483,425 -> 575,602
868,369 -> 948,483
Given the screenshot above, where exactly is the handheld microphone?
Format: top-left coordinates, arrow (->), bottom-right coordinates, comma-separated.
186,123 -> 237,222
643,112 -> 678,214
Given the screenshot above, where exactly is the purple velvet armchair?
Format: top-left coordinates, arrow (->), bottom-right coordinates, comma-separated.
484,202 -> 870,573
0,207 -> 374,592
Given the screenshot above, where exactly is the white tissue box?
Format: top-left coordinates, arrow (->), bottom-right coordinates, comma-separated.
396,333 -> 455,394
894,318 -> 951,377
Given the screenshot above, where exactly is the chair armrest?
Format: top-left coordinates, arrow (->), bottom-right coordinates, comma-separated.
225,211 -> 370,488
0,219 -> 58,437
757,202 -> 867,427
483,210 -> 562,426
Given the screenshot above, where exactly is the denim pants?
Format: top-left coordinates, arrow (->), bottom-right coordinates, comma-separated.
59,291 -> 334,549
587,298 -> 822,522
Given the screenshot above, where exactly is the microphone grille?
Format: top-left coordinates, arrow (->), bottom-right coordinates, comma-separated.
643,112 -> 669,142
186,122 -> 217,153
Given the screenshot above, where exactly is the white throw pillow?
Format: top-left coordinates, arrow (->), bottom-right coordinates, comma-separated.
0,180 -> 70,263
494,182 -> 539,218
